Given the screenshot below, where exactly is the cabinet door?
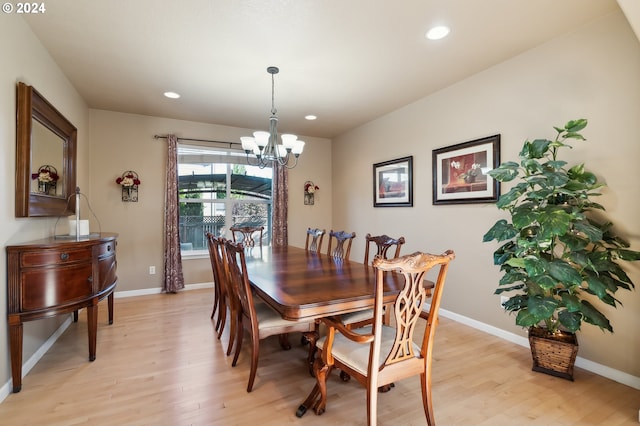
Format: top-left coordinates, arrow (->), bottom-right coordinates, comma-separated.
21,264 -> 93,311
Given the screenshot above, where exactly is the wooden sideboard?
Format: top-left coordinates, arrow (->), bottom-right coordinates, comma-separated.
6,233 -> 118,392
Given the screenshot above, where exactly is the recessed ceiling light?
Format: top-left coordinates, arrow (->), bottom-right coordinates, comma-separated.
305,115 -> 317,121
426,25 -> 450,40
164,91 -> 181,99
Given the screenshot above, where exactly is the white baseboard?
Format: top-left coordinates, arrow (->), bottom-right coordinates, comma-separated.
433,305 -> 640,390
113,282 -> 213,298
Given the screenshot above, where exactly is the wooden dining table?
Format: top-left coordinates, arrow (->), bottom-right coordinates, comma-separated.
243,245 -> 406,321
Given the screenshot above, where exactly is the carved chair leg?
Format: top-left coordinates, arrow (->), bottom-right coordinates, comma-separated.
278,333 -> 292,350
312,360 -> 331,416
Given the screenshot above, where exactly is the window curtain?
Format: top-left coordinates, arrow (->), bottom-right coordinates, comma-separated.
163,134 -> 185,293
272,163 -> 288,247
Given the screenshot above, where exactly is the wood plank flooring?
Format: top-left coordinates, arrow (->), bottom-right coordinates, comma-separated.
0,288 -> 638,425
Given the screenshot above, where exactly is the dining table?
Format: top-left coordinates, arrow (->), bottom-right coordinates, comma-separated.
243,245 -> 406,321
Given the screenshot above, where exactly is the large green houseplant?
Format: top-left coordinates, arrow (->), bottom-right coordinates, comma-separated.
483,119 -> 640,378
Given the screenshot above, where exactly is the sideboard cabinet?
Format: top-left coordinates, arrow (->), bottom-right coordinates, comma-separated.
6,233 -> 118,392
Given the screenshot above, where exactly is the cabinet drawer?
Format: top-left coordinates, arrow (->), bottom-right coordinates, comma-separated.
21,264 -> 94,311
21,247 -> 93,267
95,241 -> 116,257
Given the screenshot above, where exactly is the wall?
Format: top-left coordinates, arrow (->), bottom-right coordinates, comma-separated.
88,110 -> 332,291
0,15 -> 90,391
332,11 -> 640,378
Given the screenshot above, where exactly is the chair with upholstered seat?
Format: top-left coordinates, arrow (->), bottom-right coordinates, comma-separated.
305,228 -> 325,253
230,225 -> 265,248
223,239 -> 316,392
326,230 -> 356,260
340,233 -> 406,329
297,250 -> 455,425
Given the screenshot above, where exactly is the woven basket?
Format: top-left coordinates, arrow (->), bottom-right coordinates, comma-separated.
528,327 -> 578,381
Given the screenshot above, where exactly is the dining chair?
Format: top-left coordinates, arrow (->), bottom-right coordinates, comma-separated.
305,228 -> 325,253
326,230 -> 356,260
230,225 -> 264,248
223,239 -> 317,392
297,250 -> 455,426
207,234 -> 238,356
206,232 -> 220,321
341,233 -> 406,330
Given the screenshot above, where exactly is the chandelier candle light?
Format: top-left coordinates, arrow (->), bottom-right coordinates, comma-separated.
240,66 -> 305,169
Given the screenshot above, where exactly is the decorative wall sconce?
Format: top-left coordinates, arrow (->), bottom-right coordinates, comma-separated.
115,170 -> 141,202
304,180 -> 319,205
32,165 -> 59,195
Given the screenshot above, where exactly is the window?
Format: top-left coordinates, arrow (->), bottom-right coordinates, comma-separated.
178,144 -> 272,254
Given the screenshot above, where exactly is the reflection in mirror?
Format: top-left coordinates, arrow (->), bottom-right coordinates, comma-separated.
31,119 -> 65,197
16,82 -> 77,217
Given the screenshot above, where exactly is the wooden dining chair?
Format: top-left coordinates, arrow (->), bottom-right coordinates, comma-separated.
207,234 -> 239,356
305,228 -> 325,253
230,225 -> 264,248
341,233 -> 406,330
326,230 -> 356,260
223,239 -> 316,392
297,250 -> 455,426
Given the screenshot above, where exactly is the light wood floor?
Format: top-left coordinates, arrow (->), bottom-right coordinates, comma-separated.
1,288 -> 638,426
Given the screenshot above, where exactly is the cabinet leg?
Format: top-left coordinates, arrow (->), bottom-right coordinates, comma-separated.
108,292 -> 114,325
87,304 -> 97,362
9,319 -> 23,393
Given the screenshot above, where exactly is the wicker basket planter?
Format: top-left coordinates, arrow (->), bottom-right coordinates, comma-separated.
528,327 -> 579,381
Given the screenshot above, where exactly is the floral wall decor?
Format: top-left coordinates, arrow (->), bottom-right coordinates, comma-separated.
304,180 -> 319,205
31,165 -> 59,195
116,170 -> 141,202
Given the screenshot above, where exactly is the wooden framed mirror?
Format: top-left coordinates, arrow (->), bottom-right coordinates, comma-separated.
16,82 -> 77,217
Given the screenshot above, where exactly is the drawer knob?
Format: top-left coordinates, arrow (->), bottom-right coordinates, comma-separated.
60,253 -> 69,261
107,245 -> 112,252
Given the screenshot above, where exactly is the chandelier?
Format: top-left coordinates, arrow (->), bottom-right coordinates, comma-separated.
240,66 -> 305,169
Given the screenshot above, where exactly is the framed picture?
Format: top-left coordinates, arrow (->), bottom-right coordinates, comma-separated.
432,135 -> 500,205
373,156 -> 413,207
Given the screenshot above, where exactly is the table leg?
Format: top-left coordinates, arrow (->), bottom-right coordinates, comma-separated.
87,302 -> 98,362
108,292 -> 114,325
8,317 -> 23,393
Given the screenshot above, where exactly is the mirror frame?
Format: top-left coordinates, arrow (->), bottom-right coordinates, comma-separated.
16,82 -> 77,217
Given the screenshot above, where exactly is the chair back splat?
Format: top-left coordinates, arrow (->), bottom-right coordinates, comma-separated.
326,230 -> 356,260
363,233 -> 405,265
230,225 -> 264,248
298,250 -> 455,426
305,228 -> 325,253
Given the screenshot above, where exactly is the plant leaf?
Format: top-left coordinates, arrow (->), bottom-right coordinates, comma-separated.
558,309 -> 581,332
580,300 -> 613,332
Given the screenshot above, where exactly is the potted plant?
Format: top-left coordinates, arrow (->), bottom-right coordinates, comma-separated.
482,119 -> 640,380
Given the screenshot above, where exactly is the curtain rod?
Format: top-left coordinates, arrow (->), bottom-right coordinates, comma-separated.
154,134 -> 242,148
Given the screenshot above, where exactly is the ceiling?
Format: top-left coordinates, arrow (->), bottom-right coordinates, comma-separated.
23,0 -> 622,139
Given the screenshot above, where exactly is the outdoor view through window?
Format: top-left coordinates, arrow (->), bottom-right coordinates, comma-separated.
178,144 -> 273,252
